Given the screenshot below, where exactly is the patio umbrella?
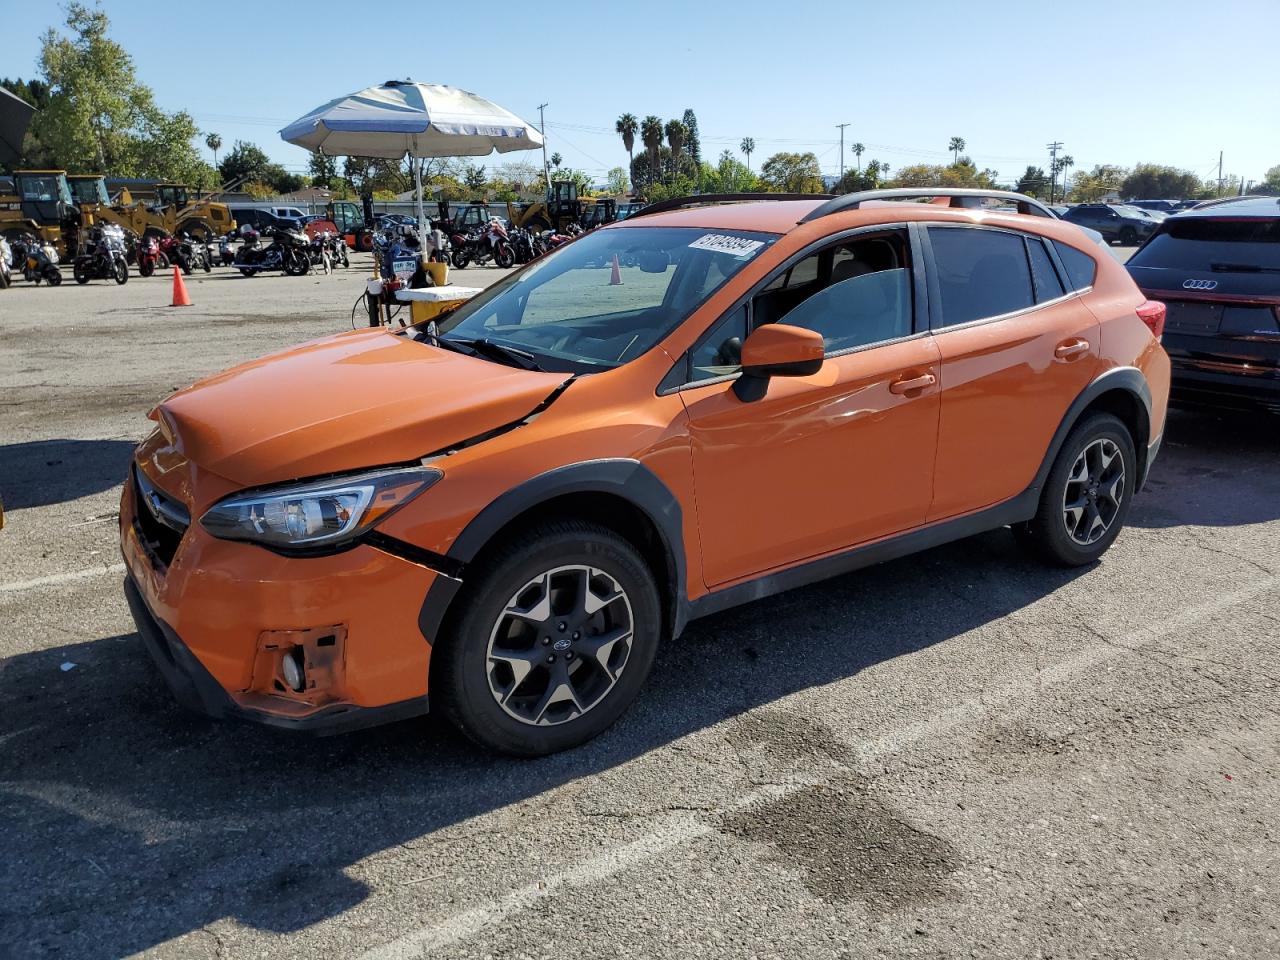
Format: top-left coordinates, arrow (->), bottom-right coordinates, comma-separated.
280,80 -> 543,230
0,86 -> 36,168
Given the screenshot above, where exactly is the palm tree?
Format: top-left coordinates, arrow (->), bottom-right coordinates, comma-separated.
949,136 -> 966,165
665,119 -> 687,185
615,114 -> 638,173
205,131 -> 222,169
550,152 -> 562,169
641,115 -> 664,181
740,136 -> 755,172
1054,155 -> 1075,200
851,142 -> 864,173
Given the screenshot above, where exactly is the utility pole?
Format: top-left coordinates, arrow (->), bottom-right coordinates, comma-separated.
537,103 -> 550,197
1217,150 -> 1224,196
1046,141 -> 1063,204
836,123 -> 849,180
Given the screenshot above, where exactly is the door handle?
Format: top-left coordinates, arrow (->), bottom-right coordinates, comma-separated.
1054,339 -> 1090,360
889,372 -> 936,394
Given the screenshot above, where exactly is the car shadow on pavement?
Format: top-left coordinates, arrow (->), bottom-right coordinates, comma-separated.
0,439 -> 135,511
1129,405 -> 1280,529
0,530 -> 1088,958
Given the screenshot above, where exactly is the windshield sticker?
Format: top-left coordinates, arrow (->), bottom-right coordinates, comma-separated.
688,234 -> 765,259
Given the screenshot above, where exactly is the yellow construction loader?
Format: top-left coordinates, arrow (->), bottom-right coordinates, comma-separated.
0,169 -> 80,260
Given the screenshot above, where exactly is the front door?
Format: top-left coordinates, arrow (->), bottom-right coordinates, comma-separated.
677,228 -> 941,589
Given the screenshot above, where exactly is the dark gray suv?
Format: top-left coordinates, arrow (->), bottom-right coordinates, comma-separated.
1061,204 -> 1157,245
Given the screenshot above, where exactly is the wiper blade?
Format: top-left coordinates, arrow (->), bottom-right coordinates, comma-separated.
1210,261 -> 1280,274
448,337 -> 545,371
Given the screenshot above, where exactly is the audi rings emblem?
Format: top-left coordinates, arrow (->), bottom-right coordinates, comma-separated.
1182,279 -> 1218,290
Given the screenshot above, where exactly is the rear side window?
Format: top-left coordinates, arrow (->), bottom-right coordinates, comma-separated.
928,227 -> 1034,327
1127,218 -> 1280,272
1026,238 -> 1065,302
1052,241 -> 1098,290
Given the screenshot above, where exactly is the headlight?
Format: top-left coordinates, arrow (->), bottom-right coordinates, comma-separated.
200,466 -> 441,550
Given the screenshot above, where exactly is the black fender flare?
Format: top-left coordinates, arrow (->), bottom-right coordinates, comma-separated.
1028,365 -> 1153,503
417,459 -> 688,648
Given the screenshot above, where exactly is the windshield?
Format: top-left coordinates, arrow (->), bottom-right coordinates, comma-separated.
1129,217 -> 1280,271
19,174 -> 73,205
435,225 -> 777,373
70,178 -> 110,204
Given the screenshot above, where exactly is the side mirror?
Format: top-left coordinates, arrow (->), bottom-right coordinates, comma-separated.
733,323 -> 824,401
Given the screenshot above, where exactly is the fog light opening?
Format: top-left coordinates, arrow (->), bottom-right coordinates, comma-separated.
281,648 -> 306,692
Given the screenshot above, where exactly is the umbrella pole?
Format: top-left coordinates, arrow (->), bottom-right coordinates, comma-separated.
414,158 -> 425,241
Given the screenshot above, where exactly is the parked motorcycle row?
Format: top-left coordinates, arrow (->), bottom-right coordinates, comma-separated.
446,219 -> 583,271
232,224 -> 351,277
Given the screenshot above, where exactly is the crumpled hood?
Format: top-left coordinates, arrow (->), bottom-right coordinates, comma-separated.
152,328 -> 570,486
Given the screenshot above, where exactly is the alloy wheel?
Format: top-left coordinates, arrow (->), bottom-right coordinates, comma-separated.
485,565 -> 634,726
1062,437 -> 1125,545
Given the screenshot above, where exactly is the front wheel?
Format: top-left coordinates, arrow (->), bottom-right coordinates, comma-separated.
494,242 -> 515,269
73,260 -> 90,284
46,267 -> 62,286
433,520 -> 661,756
181,257 -> 193,276
1014,412 -> 1136,567
139,260 -> 154,278
239,268 -> 255,277
451,249 -> 470,269
338,246 -> 350,268
283,251 -> 308,276
114,259 -> 128,284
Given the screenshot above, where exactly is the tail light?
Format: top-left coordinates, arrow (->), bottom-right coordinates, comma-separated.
1136,300 -> 1166,340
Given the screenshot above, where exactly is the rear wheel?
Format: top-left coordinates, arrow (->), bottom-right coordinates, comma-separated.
1014,412 -> 1136,567
1119,227 -> 1137,245
433,521 -> 661,756
73,260 -> 90,284
451,249 -> 470,269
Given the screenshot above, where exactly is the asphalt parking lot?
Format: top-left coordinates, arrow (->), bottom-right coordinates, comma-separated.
2,248 -> 1278,959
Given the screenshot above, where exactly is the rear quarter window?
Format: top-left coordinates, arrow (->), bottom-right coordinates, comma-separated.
1052,240 -> 1097,291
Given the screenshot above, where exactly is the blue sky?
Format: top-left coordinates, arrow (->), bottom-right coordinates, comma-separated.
4,0 -> 1278,187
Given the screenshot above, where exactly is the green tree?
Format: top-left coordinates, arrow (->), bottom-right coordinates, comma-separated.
204,132 -> 221,168
948,136 -> 966,164
1068,164 -> 1128,202
615,113 -> 638,172
550,152 -> 562,169
641,115 -> 664,181
308,151 -> 339,188
664,120 -> 687,185
700,150 -> 760,193
463,164 -> 487,192
32,4 -> 204,181
681,109 -> 701,166
1121,163 -> 1203,200
740,136 -> 755,171
888,161 -> 998,189
1254,165 -> 1280,196
851,142 -> 864,172
831,157 -> 886,193
759,152 -> 824,193
605,166 -> 630,195
1014,165 -> 1048,198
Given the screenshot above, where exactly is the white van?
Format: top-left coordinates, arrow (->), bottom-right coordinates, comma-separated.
271,206 -> 307,221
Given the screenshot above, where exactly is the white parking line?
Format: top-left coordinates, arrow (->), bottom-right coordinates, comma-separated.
357,575 -> 1277,960
0,562 -> 127,594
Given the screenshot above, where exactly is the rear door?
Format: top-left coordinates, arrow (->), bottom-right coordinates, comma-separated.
924,225 -> 1100,521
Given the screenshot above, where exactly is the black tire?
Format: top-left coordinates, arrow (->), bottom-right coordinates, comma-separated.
202,254 -> 211,273
451,249 -> 470,269
433,520 -> 662,756
139,260 -> 154,278
157,252 -> 170,271
283,250 -> 308,276
240,268 -> 255,277
115,259 -> 128,284
73,260 -> 90,284
46,268 -> 62,286
1014,412 -> 1136,567
494,242 -> 515,269
1119,227 -> 1137,245
181,257 -> 193,276
339,246 -> 350,268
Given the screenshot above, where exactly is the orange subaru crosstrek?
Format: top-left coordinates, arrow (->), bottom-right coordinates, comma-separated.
122,189 -> 1170,755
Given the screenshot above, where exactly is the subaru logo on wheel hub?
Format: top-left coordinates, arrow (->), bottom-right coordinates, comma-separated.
553,637 -> 572,652
1182,278 -> 1218,290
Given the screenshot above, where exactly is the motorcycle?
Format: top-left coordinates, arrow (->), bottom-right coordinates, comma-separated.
234,226 -> 310,276
0,235 -> 11,289
13,232 -> 63,285
451,218 -> 514,270
218,235 -> 237,266
508,225 -> 537,264
159,234 -> 196,274
136,234 -> 162,277
72,223 -> 129,284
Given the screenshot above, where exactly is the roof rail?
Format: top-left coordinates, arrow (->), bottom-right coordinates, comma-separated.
798,188 -> 1056,223
1188,195 -> 1277,210
634,192 -> 834,218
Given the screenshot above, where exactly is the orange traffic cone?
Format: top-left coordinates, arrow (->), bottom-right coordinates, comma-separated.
171,265 -> 192,307
609,253 -> 622,285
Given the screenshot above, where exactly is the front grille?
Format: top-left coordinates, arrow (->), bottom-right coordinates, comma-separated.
132,465 -> 190,569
